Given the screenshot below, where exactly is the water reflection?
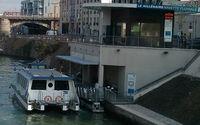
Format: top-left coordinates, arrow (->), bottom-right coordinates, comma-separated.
22,109 -> 121,125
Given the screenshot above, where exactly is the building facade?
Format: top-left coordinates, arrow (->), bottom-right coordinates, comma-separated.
21,0 -> 44,16
173,0 -> 200,39
57,0 -> 200,100
43,0 -> 60,18
58,0 -> 179,97
59,0 -> 181,35
59,0 -> 68,34
60,0 -> 101,35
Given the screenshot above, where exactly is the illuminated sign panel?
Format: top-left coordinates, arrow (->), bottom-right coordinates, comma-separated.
137,4 -> 199,13
164,13 -> 174,42
101,0 -> 112,3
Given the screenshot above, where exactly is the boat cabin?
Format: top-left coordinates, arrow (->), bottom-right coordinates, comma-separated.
12,68 -> 80,111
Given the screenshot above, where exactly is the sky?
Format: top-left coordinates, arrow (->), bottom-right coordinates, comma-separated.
0,0 -> 21,13
0,0 -> 195,14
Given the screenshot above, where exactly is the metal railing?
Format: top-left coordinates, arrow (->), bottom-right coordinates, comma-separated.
104,87 -> 134,104
75,83 -> 104,102
11,35 -> 70,41
101,35 -> 162,47
75,83 -> 133,104
134,68 -> 183,100
70,35 -> 183,48
10,34 -> 196,49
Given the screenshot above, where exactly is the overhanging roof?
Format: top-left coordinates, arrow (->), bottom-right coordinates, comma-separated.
83,3 -> 137,9
56,56 -> 99,65
83,3 -> 200,13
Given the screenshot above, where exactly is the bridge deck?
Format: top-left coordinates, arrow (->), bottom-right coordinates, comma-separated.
0,16 -> 59,21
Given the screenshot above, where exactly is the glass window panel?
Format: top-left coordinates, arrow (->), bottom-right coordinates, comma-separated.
31,80 -> 47,90
55,81 -> 69,90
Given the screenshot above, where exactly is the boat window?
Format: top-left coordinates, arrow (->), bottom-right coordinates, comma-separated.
31,80 -> 47,90
31,66 -> 38,69
38,65 -> 46,69
48,83 -> 53,88
55,81 -> 69,90
17,73 -> 28,89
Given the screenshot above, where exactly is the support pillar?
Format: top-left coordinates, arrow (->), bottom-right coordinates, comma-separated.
82,65 -> 91,84
0,18 -> 11,36
98,65 -> 104,87
51,21 -> 54,30
99,10 -> 103,44
87,65 -> 90,83
69,62 -> 71,75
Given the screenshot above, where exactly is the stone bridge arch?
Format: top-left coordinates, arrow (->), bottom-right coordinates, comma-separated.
11,21 -> 50,29
11,21 -> 51,35
0,16 -> 58,35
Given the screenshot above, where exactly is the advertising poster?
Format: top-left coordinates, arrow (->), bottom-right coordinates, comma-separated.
164,13 -> 173,42
127,73 -> 136,96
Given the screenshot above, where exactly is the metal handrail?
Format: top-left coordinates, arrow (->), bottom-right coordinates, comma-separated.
183,50 -> 200,70
104,88 -> 134,104
9,34 -> 193,49
134,50 -> 200,100
134,68 -> 183,98
75,83 -> 104,102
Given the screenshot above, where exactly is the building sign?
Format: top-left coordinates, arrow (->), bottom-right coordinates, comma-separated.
137,4 -> 199,13
137,4 -> 163,9
164,5 -> 198,13
164,13 -> 173,42
127,73 -> 136,96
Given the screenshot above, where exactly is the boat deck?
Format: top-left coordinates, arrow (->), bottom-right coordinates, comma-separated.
19,69 -> 72,80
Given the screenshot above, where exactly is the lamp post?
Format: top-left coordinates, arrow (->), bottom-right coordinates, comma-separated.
188,22 -> 193,49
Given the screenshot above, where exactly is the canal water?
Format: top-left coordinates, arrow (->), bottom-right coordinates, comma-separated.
0,56 -> 130,125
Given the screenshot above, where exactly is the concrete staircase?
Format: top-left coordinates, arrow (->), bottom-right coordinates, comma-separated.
134,50 -> 200,100
134,68 -> 183,100
115,104 -> 182,125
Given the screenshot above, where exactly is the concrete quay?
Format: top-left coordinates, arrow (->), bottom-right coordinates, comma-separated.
114,104 -> 182,125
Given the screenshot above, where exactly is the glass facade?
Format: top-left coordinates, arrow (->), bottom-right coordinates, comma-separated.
101,8 -> 174,47
21,0 -> 44,16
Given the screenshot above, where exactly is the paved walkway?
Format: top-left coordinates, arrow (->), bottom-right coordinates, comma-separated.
116,104 -> 182,125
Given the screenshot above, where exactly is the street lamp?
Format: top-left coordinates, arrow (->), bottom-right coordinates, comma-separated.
188,22 -> 193,49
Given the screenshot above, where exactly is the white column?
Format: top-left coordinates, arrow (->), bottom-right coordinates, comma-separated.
98,46 -> 104,87
0,18 -> 11,36
69,62 -> 71,74
99,10 -> 103,44
98,64 -> 104,87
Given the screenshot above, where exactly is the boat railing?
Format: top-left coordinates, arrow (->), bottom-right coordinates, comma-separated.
76,83 -> 104,102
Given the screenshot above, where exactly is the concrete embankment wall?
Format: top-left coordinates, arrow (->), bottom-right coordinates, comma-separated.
0,37 -> 69,67
68,42 -> 198,95
101,46 -> 198,92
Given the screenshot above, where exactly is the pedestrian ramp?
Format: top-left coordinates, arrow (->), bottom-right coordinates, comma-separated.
115,104 -> 182,125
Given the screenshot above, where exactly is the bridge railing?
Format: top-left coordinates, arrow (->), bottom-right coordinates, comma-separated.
11,35 -> 70,42
0,15 -> 59,20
